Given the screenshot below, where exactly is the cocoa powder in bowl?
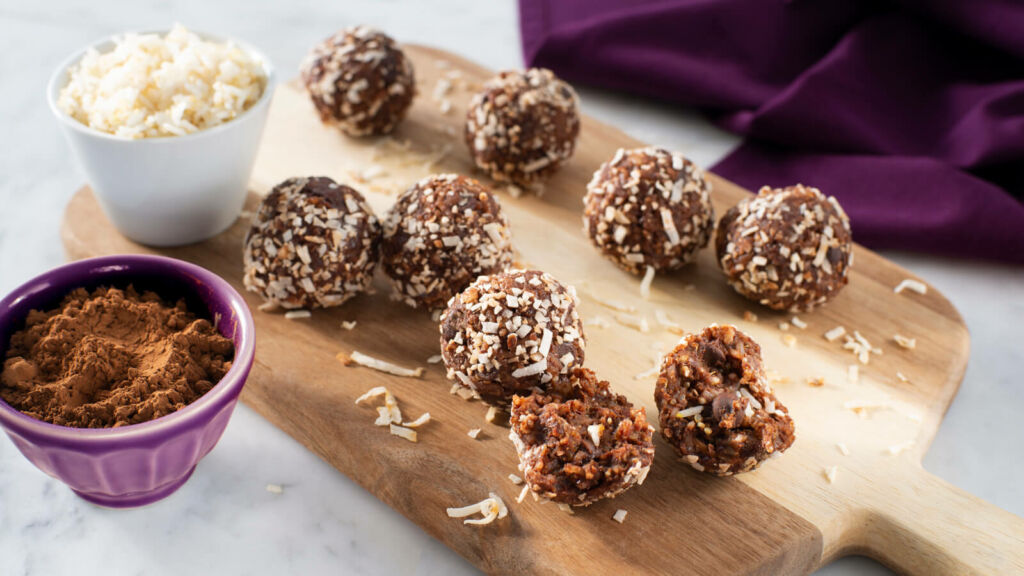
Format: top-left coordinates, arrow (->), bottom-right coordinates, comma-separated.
0,285 -> 234,428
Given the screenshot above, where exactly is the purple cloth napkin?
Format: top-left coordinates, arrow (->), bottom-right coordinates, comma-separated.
519,0 -> 1024,264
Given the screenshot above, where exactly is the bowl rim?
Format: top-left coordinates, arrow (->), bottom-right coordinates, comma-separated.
46,27 -> 277,144
0,254 -> 256,444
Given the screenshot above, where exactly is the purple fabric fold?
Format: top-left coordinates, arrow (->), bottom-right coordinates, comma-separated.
519,0 -> 1024,264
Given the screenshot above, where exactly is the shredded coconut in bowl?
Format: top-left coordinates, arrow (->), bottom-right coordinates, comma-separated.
57,24 -> 268,139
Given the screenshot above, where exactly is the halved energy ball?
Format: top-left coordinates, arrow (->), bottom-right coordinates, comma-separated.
381,174 -> 513,311
510,367 -> 655,506
439,269 -> 585,406
243,176 -> 380,309
465,68 -> 580,188
584,147 -> 714,274
716,184 -> 853,312
301,26 -> 415,136
654,324 -> 795,476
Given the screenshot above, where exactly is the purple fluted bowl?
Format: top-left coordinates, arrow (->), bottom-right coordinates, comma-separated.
0,255 -> 255,508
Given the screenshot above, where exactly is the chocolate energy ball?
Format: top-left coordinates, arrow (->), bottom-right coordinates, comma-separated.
381,174 -> 514,311
300,26 -> 415,136
716,184 -> 853,312
465,68 -> 580,188
510,368 -> 655,506
243,176 -> 380,309
583,147 -> 714,274
654,324 -> 795,476
439,269 -> 585,406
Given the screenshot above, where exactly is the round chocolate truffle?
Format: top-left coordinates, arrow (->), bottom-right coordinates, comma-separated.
243,176 -> 380,309
716,184 -> 853,312
381,174 -> 514,311
439,269 -> 585,406
464,68 -> 580,188
510,367 -> 655,506
654,324 -> 795,476
300,26 -> 415,136
583,147 -> 714,274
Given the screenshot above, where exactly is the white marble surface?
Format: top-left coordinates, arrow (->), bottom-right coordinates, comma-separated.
1,1 -> 1022,575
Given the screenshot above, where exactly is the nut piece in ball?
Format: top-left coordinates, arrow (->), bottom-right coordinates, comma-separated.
465,68 -> 580,188
510,367 -> 655,506
439,269 -> 585,406
716,184 -> 853,312
584,147 -> 714,274
654,324 -> 795,476
381,174 -> 514,311
243,176 -> 380,309
301,26 -> 415,136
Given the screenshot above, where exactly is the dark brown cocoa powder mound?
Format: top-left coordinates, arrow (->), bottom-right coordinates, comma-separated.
0,286 -> 234,428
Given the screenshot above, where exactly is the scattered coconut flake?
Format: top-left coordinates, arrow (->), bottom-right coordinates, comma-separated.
447,493 -> 508,525
516,484 -> 530,503
639,266 -> 655,299
427,354 -> 443,364
894,279 -> 928,295
485,406 -> 500,423
439,99 -> 452,115
615,312 -> 649,333
341,320 -> 357,330
257,301 -> 279,312
893,334 -> 917,350
612,509 -> 628,524
887,440 -> 915,455
361,165 -> 386,181
823,466 -> 838,484
790,316 -> 808,329
557,503 -> 575,515
284,310 -> 312,320
843,331 -> 881,365
587,424 -> 604,447
837,443 -> 850,456
743,310 -> 758,322
455,386 -> 479,401
896,371 -> 910,384
506,184 -> 523,198
824,325 -> 847,342
806,377 -> 825,388
389,423 -> 418,443
782,334 -> 797,348
634,363 -> 661,380
779,322 -> 790,331
848,365 -> 859,384
843,398 -> 891,416
584,289 -> 637,312
266,483 -> 284,495
355,386 -> 389,404
654,309 -> 683,334
467,428 -> 481,439
402,413 -> 432,428
587,315 -> 611,329
508,474 -> 523,485
341,351 -> 424,378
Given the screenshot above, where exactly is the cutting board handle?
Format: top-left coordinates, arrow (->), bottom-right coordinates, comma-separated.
854,464 -> 1024,574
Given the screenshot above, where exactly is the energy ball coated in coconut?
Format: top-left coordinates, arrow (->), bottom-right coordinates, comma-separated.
584,147 -> 714,274
439,269 -> 585,407
301,26 -> 414,137
381,174 -> 514,311
510,367 -> 655,506
716,184 -> 853,312
654,324 -> 795,476
243,176 -> 380,309
465,68 -> 580,188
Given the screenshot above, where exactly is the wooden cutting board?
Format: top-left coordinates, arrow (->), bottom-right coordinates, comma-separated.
61,45 -> 1024,575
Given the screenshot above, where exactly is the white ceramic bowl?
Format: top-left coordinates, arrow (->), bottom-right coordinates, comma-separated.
47,30 -> 276,247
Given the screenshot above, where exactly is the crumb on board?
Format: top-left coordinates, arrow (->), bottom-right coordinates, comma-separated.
516,484 -> 530,503
389,423 -> 417,442
823,466 -> 838,484
508,473 -> 523,485
587,315 -> 611,329
557,503 -> 575,515
427,354 -> 443,364
402,412 -> 431,428
266,483 -> 284,495
339,351 -> 424,378
639,266 -> 655,300
257,301 -> 279,312
485,406 -> 499,423
894,279 -> 928,295
743,310 -> 758,322
824,325 -> 847,342
341,320 -> 357,330
612,509 -> 628,524
887,440 -> 915,455
284,310 -> 312,320
779,322 -> 790,331
848,365 -> 859,384
893,334 -> 917,350
807,377 -> 825,388
837,443 -> 850,456
615,312 -> 650,333
467,428 -> 482,439
790,316 -> 808,329
896,371 -> 910,384
447,493 -> 508,525
782,334 -> 797,348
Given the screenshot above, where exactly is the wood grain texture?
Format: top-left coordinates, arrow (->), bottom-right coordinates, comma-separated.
60,44 -> 1023,575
